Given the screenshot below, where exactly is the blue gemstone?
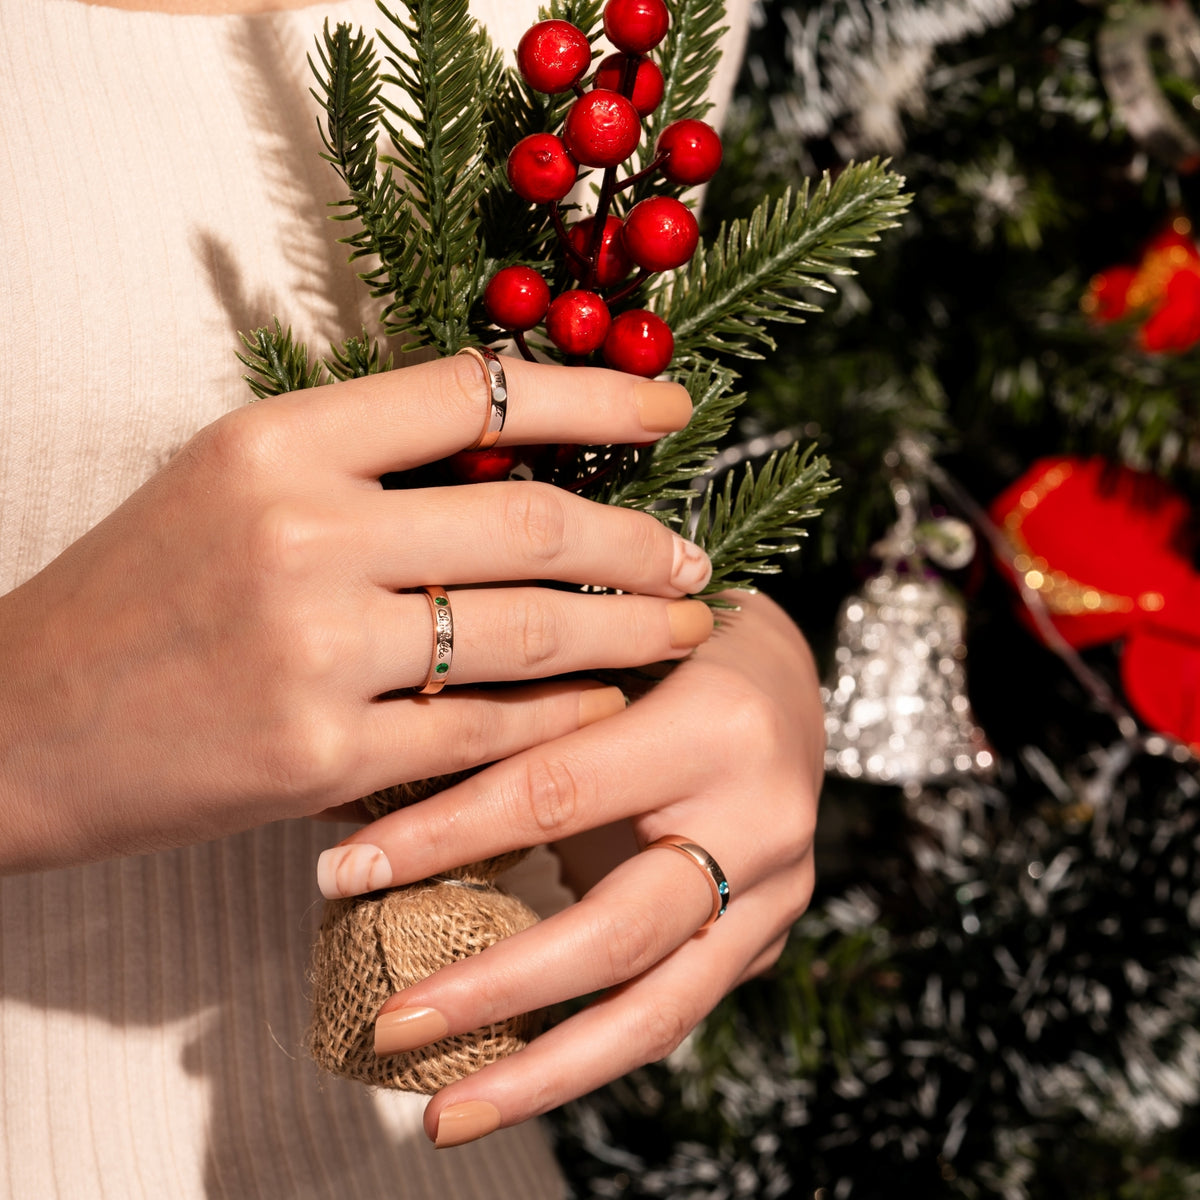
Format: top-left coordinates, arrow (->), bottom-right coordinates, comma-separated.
719,882 -> 729,895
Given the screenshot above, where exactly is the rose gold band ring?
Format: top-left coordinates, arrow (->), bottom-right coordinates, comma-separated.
642,835 -> 730,929
456,346 -> 508,450
417,586 -> 454,695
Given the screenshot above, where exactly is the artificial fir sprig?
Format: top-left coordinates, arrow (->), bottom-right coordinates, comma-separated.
691,443 -> 837,593
244,0 -> 907,601
660,160 -> 910,364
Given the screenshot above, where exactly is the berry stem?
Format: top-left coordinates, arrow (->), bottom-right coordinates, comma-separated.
582,54 -> 642,290
514,331 -> 537,361
605,268 -> 652,305
551,204 -> 591,270
614,152 -> 667,193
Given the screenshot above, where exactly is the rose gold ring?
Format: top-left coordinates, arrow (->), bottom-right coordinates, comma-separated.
456,346 -> 508,450
642,835 -> 730,929
417,586 -> 454,695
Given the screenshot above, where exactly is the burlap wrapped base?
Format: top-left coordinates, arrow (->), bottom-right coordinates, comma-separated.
307,777 -> 543,1094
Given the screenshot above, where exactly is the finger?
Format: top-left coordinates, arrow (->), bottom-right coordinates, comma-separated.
358,588 -> 713,694
419,891 -> 786,1147
371,847 -> 712,1059
338,680 -> 629,812
317,661 -> 813,895
361,481 -> 712,597
267,356 -> 693,477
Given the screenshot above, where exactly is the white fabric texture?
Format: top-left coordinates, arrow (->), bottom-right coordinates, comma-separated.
0,0 -> 750,1195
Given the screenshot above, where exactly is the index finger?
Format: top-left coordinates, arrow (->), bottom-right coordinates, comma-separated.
269,354 -> 693,477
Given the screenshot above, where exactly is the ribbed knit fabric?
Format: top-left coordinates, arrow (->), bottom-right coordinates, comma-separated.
0,0 -> 750,1195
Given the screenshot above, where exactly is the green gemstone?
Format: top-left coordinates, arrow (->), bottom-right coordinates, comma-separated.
436,663 -> 449,674
435,596 -> 448,606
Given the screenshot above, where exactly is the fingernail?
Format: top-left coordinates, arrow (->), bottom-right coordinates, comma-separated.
375,1006 -> 449,1055
667,599 -> 714,649
635,381 -> 692,433
316,843 -> 392,899
435,1100 -> 502,1149
578,684 -> 627,727
670,534 -> 712,594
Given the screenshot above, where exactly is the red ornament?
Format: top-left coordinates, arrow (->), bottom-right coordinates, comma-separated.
603,308 -> 674,376
517,20 -> 592,94
1083,217 -> 1200,353
563,90 -> 641,168
592,53 -> 664,116
989,456 -> 1200,749
545,290 -> 612,355
483,265 -> 551,331
1139,267 -> 1200,352
603,0 -> 670,54
566,215 -> 633,287
656,119 -> 723,185
506,133 -> 578,204
621,196 -> 700,271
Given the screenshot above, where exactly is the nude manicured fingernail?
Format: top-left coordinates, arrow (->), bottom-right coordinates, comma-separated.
316,843 -> 392,899
435,1100 -> 502,1149
375,1006 -> 449,1055
670,534 -> 713,594
635,381 -> 692,432
668,599 -> 714,648
579,685 -> 627,727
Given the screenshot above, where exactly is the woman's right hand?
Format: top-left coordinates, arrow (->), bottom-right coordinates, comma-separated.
0,355 -> 712,873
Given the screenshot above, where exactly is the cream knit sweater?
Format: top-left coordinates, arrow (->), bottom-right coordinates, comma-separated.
0,0 -> 748,1194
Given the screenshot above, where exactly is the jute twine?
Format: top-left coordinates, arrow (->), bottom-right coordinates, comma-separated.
307,777 -> 542,1094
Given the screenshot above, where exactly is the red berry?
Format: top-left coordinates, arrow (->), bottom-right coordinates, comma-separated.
592,53 -> 664,116
445,446 -> 524,484
484,265 -> 551,330
517,20 -> 592,94
603,0 -> 670,54
567,215 -> 633,287
603,309 -> 674,376
563,90 -> 641,168
546,290 -> 612,355
507,133 -> 578,204
656,119 -> 723,185
621,196 -> 699,272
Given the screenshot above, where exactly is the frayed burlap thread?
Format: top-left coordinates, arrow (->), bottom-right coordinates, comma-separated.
307,774 -> 541,1093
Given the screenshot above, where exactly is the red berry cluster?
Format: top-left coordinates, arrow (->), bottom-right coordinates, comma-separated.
484,0 -> 722,378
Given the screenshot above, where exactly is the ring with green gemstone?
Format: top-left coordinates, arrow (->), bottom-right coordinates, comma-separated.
417,586 -> 454,695
643,835 -> 730,930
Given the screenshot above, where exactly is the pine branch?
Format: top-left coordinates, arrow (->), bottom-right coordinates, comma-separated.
691,443 -> 838,593
237,320 -> 329,398
373,0 -> 504,352
657,159 -> 910,363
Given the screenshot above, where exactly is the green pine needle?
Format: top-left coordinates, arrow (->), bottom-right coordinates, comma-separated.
237,320 -> 329,398
658,159 -> 910,363
691,443 -> 838,593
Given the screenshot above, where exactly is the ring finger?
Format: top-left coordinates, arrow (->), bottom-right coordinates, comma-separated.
360,587 -> 714,695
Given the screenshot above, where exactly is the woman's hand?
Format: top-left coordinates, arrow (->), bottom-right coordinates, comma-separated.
316,587 -> 822,1146
0,356 -> 714,872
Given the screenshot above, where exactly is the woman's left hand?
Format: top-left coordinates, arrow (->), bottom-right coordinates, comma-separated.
316,587 -> 823,1147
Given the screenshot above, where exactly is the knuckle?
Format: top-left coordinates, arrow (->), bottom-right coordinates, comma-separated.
260,710 -> 354,800
625,511 -> 671,577
638,998 -> 695,1064
597,900 -> 664,982
446,352 -> 487,428
438,705 -> 496,770
198,404 -> 288,479
519,754 -> 587,837
500,483 -> 567,567
246,500 -> 331,579
512,599 -> 563,673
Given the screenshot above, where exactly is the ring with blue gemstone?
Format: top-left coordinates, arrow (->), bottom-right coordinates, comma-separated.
643,835 -> 730,930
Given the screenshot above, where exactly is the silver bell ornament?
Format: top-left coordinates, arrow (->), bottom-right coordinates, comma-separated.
821,467 -> 995,785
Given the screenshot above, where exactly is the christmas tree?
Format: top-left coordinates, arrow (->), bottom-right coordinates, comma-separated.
548,1 -> 1200,1197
